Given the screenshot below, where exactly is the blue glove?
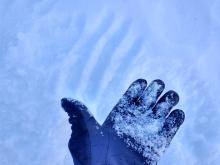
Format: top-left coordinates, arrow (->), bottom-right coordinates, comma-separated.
61,79 -> 185,165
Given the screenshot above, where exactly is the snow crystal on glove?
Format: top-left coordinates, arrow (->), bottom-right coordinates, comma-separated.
111,82 -> 172,163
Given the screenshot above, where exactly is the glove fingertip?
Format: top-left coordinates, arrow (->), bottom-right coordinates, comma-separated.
160,109 -> 185,141
61,97 -> 80,114
61,97 -> 68,108
170,109 -> 185,127
61,98 -> 94,121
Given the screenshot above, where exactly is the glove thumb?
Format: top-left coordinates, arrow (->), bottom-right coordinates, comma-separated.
61,98 -> 99,135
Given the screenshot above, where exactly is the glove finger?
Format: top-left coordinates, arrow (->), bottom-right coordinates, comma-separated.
61,98 -> 99,136
140,79 -> 165,111
159,109 -> 185,146
61,98 -> 92,120
151,90 -> 179,119
122,78 -> 148,105
102,79 -> 147,127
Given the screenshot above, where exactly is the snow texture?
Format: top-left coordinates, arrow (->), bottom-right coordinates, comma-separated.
1,0 -> 220,165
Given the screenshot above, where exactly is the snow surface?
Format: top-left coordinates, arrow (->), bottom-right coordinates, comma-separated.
1,0 -> 220,165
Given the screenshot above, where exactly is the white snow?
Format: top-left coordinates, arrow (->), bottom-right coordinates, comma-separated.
1,0 -> 220,165
112,81 -> 169,162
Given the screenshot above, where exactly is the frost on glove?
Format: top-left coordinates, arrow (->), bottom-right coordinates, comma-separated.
61,79 -> 185,165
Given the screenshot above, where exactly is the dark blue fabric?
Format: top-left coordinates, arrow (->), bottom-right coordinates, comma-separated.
61,79 -> 185,165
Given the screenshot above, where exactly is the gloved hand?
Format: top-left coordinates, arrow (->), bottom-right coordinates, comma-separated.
61,79 -> 185,165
